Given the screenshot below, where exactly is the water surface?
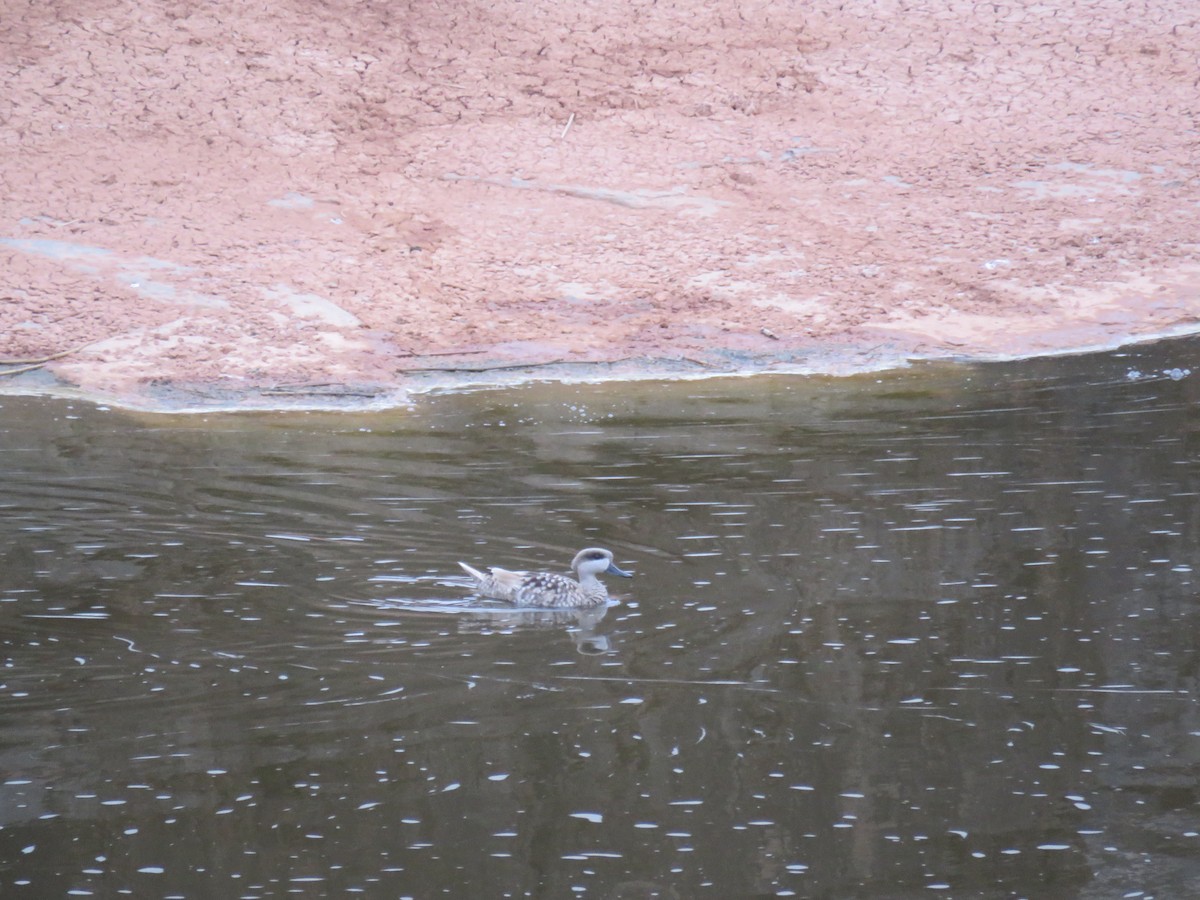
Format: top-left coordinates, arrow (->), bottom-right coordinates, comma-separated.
2,340 -> 1200,897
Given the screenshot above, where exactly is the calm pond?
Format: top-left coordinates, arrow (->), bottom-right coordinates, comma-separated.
2,339 -> 1199,898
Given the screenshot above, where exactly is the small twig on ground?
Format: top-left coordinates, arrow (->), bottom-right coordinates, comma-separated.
0,344 -> 95,366
0,341 -> 100,377
393,349 -> 489,359
265,381 -> 343,391
399,355 -> 670,375
560,112 -> 575,139
0,361 -> 51,378
400,359 -> 574,374
261,386 -> 382,398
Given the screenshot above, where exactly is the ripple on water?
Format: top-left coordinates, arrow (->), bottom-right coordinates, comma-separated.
3,344 -> 1200,894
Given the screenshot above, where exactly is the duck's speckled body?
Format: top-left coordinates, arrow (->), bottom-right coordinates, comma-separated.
458,548 -> 632,608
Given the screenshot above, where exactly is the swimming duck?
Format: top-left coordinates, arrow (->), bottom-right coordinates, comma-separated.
458,548 -> 632,608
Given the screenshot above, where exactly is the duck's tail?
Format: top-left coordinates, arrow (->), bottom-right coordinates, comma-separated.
458,561 -> 486,583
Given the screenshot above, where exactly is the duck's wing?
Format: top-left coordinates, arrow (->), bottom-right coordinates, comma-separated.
484,566 -> 529,592
458,561 -> 487,582
459,562 -> 530,600
512,571 -> 585,607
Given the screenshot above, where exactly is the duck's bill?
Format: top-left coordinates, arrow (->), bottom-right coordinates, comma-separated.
606,562 -> 634,578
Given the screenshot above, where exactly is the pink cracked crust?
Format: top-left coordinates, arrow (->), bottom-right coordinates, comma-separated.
3,1 -> 1198,408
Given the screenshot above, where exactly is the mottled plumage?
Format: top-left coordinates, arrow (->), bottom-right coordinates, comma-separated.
458,548 -> 632,608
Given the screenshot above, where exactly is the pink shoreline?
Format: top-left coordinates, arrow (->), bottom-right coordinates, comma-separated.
3,322 -> 1197,414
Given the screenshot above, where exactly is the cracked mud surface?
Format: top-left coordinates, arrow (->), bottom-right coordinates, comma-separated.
3,0 -> 1199,410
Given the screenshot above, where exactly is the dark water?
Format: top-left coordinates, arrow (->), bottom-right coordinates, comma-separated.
2,339 -> 1200,899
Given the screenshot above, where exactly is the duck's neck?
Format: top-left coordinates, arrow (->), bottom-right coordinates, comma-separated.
575,571 -> 607,594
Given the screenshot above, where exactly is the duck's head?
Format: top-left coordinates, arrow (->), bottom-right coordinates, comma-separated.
572,548 -> 633,579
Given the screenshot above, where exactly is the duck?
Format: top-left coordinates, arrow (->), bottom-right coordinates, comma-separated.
458,547 -> 632,608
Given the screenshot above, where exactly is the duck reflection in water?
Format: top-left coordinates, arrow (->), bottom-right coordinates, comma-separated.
457,604 -> 614,655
